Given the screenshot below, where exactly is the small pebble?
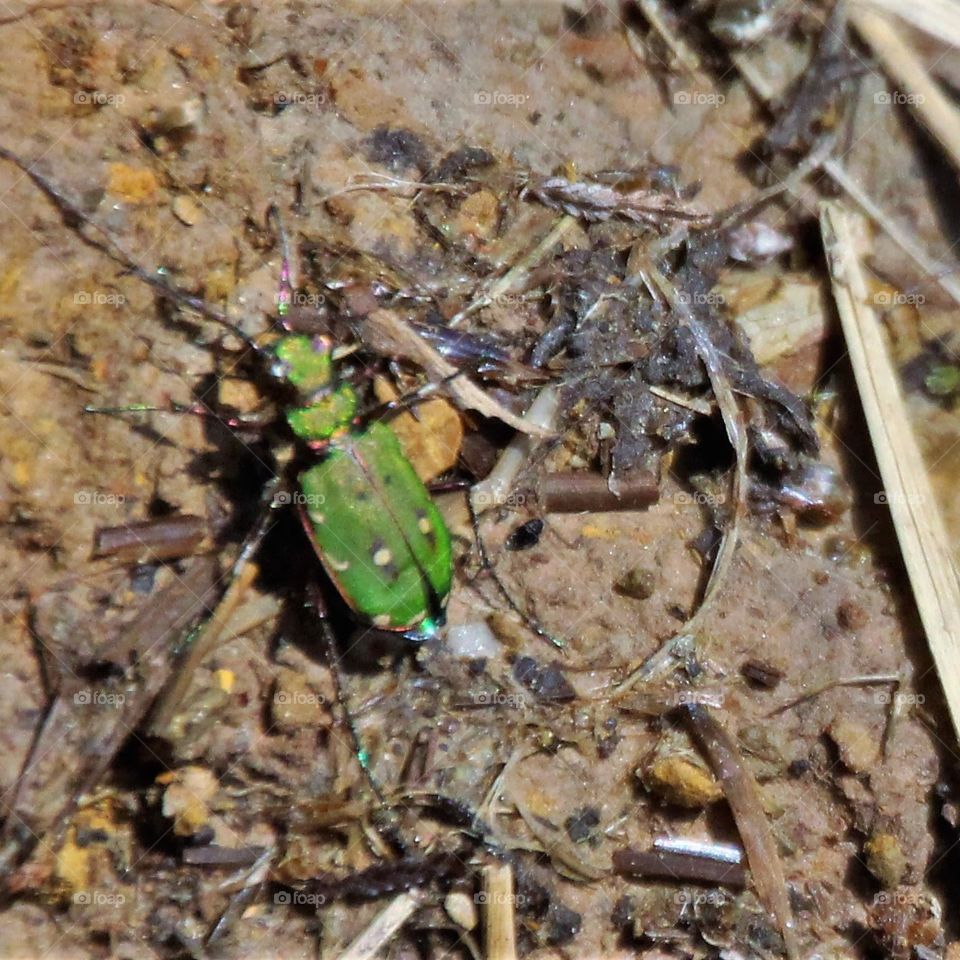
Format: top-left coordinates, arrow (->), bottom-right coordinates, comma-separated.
565,807 -> 601,843
505,518 -> 544,551
444,891 -> 478,930
829,716 -> 879,774
272,670 -> 327,731
616,567 -> 656,601
740,658 -> 783,689
172,194 -> 204,226
837,597 -> 869,631
446,622 -> 501,660
864,832 -> 908,888
545,902 -> 582,946
641,756 -> 722,808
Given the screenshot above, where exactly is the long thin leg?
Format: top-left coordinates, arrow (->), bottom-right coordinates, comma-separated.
467,493 -> 566,651
358,370 -> 464,427
305,582 -> 387,803
84,399 -> 276,432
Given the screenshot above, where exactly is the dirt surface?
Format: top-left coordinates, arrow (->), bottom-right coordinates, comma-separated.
0,2 -> 959,959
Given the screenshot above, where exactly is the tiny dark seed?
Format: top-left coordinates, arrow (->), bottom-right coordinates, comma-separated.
740,658 -> 784,689
505,518 -> 544,551
615,567 -> 656,600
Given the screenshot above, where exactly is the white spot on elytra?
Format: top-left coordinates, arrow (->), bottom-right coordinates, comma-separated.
373,547 -> 393,567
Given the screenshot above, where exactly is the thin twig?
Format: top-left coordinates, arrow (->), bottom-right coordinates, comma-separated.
338,889 -> 427,960
767,672 -> 901,716
449,216 -> 579,327
684,704 -> 801,960
616,263 -> 749,691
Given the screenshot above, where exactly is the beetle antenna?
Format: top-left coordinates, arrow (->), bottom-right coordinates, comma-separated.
266,203 -> 297,330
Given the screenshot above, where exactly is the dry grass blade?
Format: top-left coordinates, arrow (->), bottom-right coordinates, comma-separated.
361,309 -> 554,437
851,5 -> 960,171
684,704 -> 800,960
856,0 -> 960,49
481,863 -> 518,960
820,201 -> 960,744
338,889 -> 427,960
148,558 -> 260,737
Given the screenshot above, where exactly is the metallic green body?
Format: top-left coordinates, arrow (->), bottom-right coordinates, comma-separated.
276,332 -> 452,633
299,423 -> 452,630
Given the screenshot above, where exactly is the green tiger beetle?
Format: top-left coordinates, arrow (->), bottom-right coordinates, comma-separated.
1,147 -> 458,642
270,216 -> 452,639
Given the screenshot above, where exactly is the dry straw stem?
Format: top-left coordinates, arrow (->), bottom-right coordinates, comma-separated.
856,0 -> 960,49
149,558 -> 260,737
482,863 -> 518,960
851,3 -> 960,171
821,159 -> 960,307
820,201 -> 960,744
362,309 -> 553,438
338,890 -> 427,960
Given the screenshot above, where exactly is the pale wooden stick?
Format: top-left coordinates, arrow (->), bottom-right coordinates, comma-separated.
851,5 -> 960,171
820,201 -> 960,744
339,890 -> 426,960
482,863 -> 518,960
857,0 -> 960,50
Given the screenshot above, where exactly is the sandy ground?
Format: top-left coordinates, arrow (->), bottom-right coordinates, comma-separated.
0,2 -> 958,958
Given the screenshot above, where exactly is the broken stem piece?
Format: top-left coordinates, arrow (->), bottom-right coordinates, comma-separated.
683,704 -> 800,960
481,863 -> 518,960
471,386 -> 559,513
339,890 -> 427,960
